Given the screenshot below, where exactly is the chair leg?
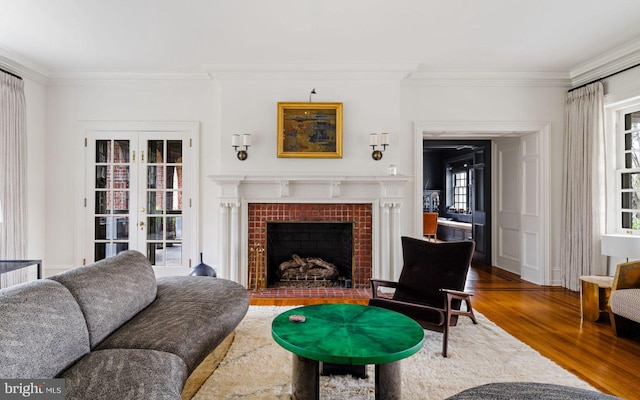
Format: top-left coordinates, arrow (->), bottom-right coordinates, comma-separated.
465,298 -> 478,324
442,321 -> 449,358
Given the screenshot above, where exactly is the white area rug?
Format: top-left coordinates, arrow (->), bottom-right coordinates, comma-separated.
194,306 -> 596,399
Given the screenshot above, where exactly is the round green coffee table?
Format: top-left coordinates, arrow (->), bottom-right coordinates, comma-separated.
272,303 -> 424,400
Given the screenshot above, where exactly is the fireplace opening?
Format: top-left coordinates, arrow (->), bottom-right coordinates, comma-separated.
266,222 -> 353,288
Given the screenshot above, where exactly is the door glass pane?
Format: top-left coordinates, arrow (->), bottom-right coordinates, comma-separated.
148,140 -> 164,163
95,217 -> 108,239
114,216 -> 129,240
92,139 -> 131,261
95,191 -> 108,214
112,191 -> 129,214
167,140 -> 182,163
166,244 -> 181,266
147,166 -> 164,189
166,192 -> 181,212
96,140 -> 110,163
143,139 -> 183,266
166,216 -> 181,240
147,216 -> 163,240
113,166 -> 130,188
147,192 -> 163,214
114,140 -> 130,163
96,166 -> 108,188
166,166 -> 179,189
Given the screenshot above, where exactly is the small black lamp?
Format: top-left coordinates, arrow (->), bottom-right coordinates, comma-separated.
189,253 -> 216,277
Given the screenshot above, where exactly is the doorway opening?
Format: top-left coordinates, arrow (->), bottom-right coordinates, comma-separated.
423,140 -> 491,265
414,121 -> 551,286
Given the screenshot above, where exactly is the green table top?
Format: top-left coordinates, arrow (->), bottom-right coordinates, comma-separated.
271,303 -> 424,365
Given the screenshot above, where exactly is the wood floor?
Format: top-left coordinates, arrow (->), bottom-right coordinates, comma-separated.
467,265 -> 640,400
251,265 -> 640,399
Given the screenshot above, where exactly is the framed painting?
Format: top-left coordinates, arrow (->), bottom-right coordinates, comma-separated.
277,102 -> 343,158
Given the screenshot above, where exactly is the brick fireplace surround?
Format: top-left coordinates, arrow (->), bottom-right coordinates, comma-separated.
248,203 -> 372,288
210,175 -> 412,294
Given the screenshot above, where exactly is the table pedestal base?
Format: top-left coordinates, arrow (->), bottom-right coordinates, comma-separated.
292,355 -> 401,400
376,361 -> 401,400
292,354 -> 319,400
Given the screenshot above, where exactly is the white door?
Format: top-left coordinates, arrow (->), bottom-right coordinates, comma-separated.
519,132 -> 544,284
495,137 -> 522,274
83,129 -> 195,274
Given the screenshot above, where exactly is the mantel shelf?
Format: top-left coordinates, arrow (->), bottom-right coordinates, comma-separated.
208,174 -> 413,184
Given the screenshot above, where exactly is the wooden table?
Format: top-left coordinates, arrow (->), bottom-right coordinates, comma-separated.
0,259 -> 43,280
272,304 -> 424,400
580,275 -> 614,322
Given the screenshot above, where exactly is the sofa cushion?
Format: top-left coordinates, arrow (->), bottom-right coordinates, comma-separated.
49,250 -> 157,348
96,276 -> 249,372
61,349 -> 187,400
0,280 -> 90,378
610,288 -> 640,322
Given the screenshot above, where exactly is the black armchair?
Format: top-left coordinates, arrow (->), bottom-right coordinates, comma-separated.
369,236 -> 477,357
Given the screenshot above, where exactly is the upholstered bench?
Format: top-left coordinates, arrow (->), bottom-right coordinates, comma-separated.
445,382 -> 619,399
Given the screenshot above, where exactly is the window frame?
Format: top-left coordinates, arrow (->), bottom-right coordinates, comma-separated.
452,169 -> 469,212
616,105 -> 640,234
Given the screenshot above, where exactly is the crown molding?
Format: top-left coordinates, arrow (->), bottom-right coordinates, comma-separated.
403,71 -> 571,88
570,37 -> 640,88
0,46 -> 49,85
204,63 -> 418,80
47,71 -> 212,87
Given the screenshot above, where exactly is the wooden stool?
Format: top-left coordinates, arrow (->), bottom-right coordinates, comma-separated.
580,275 -> 614,322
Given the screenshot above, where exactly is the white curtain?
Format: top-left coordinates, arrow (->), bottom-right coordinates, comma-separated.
0,72 -> 28,288
561,82 -> 606,291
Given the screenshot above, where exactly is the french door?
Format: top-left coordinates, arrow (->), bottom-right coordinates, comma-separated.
82,128 -> 196,273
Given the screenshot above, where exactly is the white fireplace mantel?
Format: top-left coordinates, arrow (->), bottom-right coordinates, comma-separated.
208,174 -> 414,286
210,174 -> 412,202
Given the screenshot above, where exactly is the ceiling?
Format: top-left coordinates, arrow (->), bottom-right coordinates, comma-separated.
2,0 -> 640,80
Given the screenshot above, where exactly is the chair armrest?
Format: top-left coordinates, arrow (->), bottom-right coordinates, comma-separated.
370,278 -> 399,298
441,288 -> 473,299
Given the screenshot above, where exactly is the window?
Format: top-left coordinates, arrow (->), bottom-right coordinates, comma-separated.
453,170 -> 468,212
619,110 -> 640,232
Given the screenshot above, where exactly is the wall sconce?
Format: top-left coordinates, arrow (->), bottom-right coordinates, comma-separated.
370,133 -> 390,160
232,134 -> 251,160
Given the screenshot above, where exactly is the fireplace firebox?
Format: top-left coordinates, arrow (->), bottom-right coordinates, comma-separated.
266,222 -> 353,287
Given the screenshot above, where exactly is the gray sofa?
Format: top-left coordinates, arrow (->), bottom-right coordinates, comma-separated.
0,250 -> 249,400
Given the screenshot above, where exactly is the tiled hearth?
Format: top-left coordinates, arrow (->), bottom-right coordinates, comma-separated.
248,287 -> 372,300
210,174 -> 412,288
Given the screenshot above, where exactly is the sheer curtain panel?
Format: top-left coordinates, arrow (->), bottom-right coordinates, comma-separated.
561,82 -> 606,291
0,72 -> 28,288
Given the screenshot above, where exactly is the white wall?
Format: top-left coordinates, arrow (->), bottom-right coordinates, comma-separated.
44,81 -> 215,273
24,79 -> 47,279
35,74 -> 570,282
401,84 -> 567,283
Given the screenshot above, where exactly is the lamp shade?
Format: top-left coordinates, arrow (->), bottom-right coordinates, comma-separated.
601,234 -> 640,259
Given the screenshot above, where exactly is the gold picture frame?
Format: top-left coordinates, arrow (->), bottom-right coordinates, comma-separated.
277,102 -> 343,158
